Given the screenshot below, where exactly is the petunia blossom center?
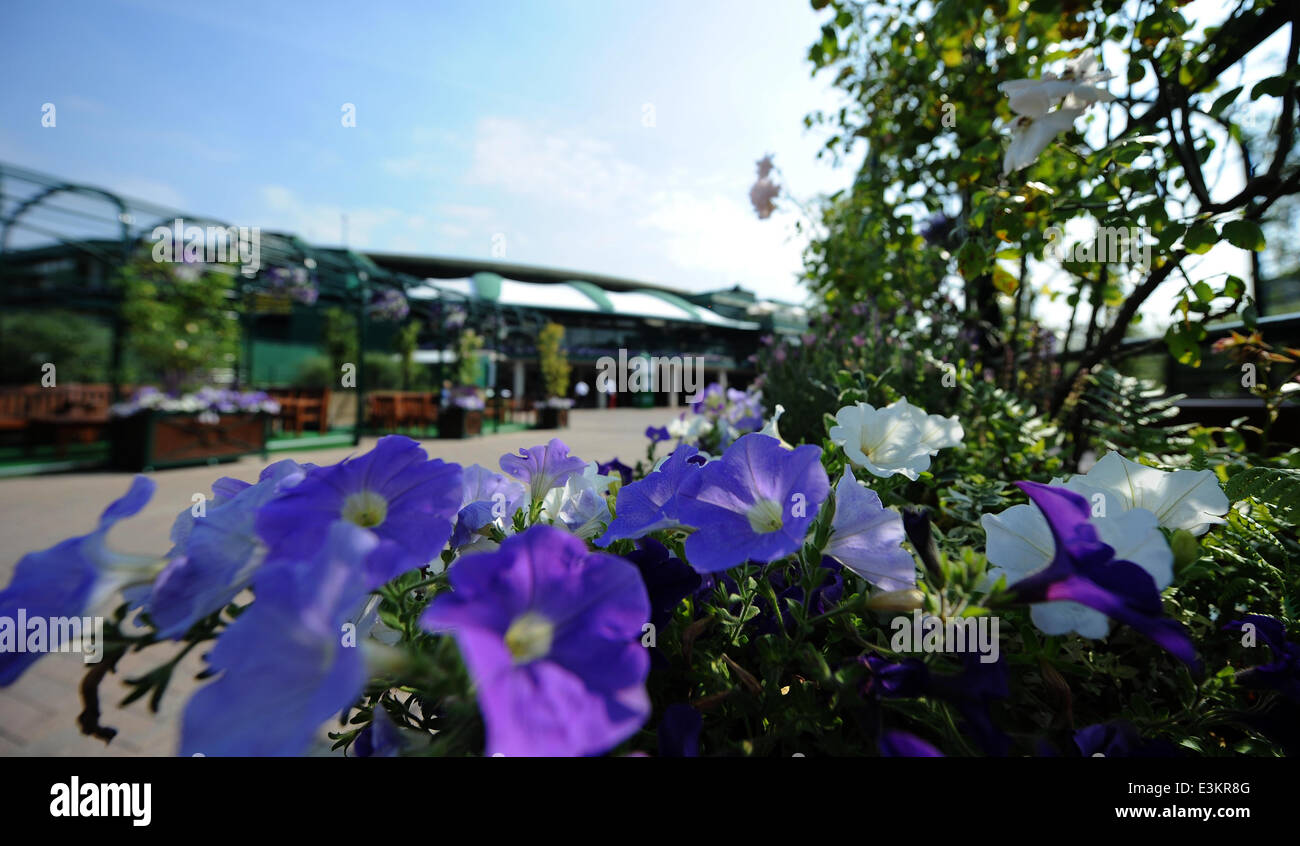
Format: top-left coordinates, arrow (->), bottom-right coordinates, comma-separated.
746,498 -> 785,534
504,612 -> 554,664
342,490 -> 389,528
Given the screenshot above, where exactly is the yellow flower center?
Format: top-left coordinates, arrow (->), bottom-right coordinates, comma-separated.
504,612 -> 554,664
342,490 -> 388,528
746,498 -> 785,534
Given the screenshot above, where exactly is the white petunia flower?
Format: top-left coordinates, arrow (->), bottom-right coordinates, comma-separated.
828,398 -> 962,481
1053,451 -> 1229,536
540,465 -> 615,541
1002,106 -> 1085,176
999,53 -> 1112,175
889,397 -> 964,455
667,412 -> 713,444
981,496 -> 1172,638
999,54 -> 1115,118
758,404 -> 794,450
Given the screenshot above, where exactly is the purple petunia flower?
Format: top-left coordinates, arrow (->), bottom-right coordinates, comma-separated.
1007,482 -> 1201,673
691,383 -> 727,416
863,653 -> 1010,755
367,287 -> 410,322
597,458 -> 634,486
147,460 -> 309,639
621,538 -> 701,635
499,438 -> 587,504
879,730 -> 944,757
824,469 -> 915,592
180,521 -> 376,756
675,434 -> 829,573
597,445 -> 706,545
1073,721 -> 1179,757
757,557 -> 843,635
1224,615 -> 1300,701
860,655 -> 930,699
353,707 -> 408,758
645,426 -> 671,445
657,703 -> 702,757
420,525 -> 651,757
0,476 -> 157,686
451,464 -> 527,549
256,436 -> 461,581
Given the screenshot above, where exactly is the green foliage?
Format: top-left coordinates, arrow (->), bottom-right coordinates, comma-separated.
394,321 -> 422,390
804,0 -> 1299,416
1226,466 -> 1300,525
300,351 -> 408,391
1073,366 -> 1193,458
117,259 -> 239,391
0,309 -> 111,384
364,352 -> 404,391
454,329 -> 484,387
293,354 -> 332,389
322,307 -> 358,374
537,321 -> 570,399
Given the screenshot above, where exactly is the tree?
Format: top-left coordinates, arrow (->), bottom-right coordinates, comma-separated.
537,322 -> 570,400
0,309 -> 111,384
322,307 -> 358,375
454,328 -> 484,387
805,0 -> 1298,419
393,320 -> 422,390
118,257 -> 240,391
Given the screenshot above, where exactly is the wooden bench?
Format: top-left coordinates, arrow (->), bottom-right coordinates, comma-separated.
0,384 -> 118,453
266,388 -> 331,435
367,391 -> 438,431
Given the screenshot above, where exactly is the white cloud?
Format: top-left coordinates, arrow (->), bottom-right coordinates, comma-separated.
259,185 -> 403,247
381,154 -> 443,180
253,186 -> 504,254
637,189 -> 810,301
467,117 -> 646,211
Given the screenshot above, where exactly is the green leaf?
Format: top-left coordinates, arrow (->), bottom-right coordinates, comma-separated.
992,266 -> 1019,295
1221,219 -> 1265,252
1225,467 -> 1300,523
1170,530 -> 1200,574
1208,86 -> 1243,118
1242,300 -> 1259,330
1165,323 -> 1206,366
1182,221 -> 1217,254
1251,76 -> 1291,99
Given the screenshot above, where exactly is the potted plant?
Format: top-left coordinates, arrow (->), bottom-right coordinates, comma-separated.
536,322 -> 572,429
109,258 -> 269,469
109,387 -> 278,471
440,329 -> 485,438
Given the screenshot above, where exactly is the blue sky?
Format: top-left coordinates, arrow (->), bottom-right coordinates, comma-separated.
0,0 -> 849,301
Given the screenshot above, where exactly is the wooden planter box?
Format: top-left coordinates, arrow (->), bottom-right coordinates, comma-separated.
536,407 -> 570,429
111,411 -> 271,471
438,407 -> 483,439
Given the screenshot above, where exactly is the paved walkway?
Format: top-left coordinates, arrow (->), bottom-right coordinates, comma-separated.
0,408 -> 672,756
